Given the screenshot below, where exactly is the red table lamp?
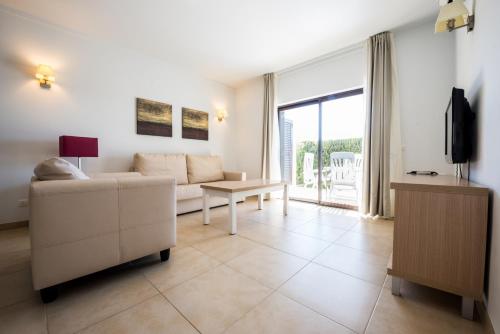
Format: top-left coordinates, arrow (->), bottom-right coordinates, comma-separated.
59,135 -> 98,169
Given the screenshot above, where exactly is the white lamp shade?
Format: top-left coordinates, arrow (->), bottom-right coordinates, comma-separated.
435,0 -> 470,32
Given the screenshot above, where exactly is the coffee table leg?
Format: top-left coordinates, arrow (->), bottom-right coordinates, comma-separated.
258,194 -> 263,210
229,194 -> 237,235
203,189 -> 210,225
283,184 -> 288,216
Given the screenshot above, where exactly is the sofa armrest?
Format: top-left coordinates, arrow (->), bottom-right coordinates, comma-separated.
223,171 -> 247,181
30,178 -> 121,289
89,172 -> 142,179
117,175 -> 176,261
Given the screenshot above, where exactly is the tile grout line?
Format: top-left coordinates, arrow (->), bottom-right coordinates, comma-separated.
175,211 -> 337,334
234,232 -> 331,262
160,291 -> 203,334
218,281 -> 276,333
268,245 -> 358,333
71,292 -> 161,334
269,239 -> 358,332
142,270 -> 203,334
106,250 -> 224,334
53,266 -> 193,333
159,260 -> 275,334
215,248 -> 312,332
225,201 -> 388,333
310,260 -> 386,287
17,201 -> 381,334
208,207 -> 361,333
273,290 -> 358,333
143,250 -> 224,293
362,276 -> 387,334
211,205 -> 390,266
266,219 -> 371,334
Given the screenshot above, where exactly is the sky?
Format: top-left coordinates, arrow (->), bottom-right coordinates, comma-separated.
282,94 -> 365,143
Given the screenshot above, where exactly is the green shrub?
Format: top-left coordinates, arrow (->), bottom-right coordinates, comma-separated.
295,138 -> 362,185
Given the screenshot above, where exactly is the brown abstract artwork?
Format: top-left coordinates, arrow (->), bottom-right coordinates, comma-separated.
136,98 -> 172,137
182,108 -> 209,141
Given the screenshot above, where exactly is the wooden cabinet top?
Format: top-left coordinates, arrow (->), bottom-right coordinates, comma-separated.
391,175 -> 488,196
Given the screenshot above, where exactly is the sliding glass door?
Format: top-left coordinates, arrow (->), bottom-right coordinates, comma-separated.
320,93 -> 365,207
279,88 -> 364,209
279,104 -> 319,202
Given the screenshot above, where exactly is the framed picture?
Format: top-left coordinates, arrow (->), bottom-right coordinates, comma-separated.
182,107 -> 209,141
136,98 -> 172,137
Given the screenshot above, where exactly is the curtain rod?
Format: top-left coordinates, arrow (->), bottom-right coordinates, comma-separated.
276,41 -> 365,76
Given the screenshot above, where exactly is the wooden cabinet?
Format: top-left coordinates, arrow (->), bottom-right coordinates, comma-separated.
388,175 -> 488,319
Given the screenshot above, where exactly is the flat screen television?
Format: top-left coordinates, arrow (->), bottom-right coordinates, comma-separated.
445,87 -> 474,164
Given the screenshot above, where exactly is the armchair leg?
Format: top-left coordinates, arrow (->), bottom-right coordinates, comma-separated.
160,249 -> 171,262
40,286 -> 58,303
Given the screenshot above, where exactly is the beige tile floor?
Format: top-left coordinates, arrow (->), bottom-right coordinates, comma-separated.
0,198 -> 491,334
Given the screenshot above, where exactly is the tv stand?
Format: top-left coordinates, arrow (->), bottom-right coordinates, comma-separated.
388,175 -> 488,320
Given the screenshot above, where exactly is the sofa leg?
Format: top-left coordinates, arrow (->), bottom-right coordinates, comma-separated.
40,286 -> 58,303
160,249 -> 171,262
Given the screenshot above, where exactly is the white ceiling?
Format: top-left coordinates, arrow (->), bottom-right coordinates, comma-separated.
0,0 -> 439,87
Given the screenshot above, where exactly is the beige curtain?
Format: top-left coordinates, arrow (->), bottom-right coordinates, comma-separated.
261,73 -> 281,201
362,32 -> 399,217
261,73 -> 276,181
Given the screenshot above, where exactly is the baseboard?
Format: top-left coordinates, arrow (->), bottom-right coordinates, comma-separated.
477,301 -> 496,334
0,220 -> 28,231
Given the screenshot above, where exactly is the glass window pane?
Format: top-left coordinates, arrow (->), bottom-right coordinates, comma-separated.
320,94 -> 364,207
280,104 -> 319,202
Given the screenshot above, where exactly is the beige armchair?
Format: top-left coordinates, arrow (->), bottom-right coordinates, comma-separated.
29,173 -> 176,303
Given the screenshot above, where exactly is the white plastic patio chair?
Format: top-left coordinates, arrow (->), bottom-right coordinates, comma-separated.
329,152 -> 356,198
303,152 -> 317,188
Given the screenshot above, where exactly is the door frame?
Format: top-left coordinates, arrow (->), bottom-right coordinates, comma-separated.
278,87 -> 364,209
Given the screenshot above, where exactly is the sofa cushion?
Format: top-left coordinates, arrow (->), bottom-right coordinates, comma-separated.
186,155 -> 224,184
90,172 -> 142,179
34,157 -> 89,181
134,153 -> 188,185
176,183 -> 203,201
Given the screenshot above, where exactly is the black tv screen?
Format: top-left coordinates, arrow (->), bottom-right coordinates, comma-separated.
445,87 -> 473,164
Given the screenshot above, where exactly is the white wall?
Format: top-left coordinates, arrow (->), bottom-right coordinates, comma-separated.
277,46 -> 365,105
394,20 -> 456,175
455,0 -> 500,331
0,8 -> 237,225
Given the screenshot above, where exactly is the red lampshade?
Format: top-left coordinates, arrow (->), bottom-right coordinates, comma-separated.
59,136 -> 98,157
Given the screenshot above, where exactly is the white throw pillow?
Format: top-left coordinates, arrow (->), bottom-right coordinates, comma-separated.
34,157 -> 89,181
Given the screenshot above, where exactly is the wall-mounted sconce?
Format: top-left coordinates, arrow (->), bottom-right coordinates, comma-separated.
216,109 -> 228,122
435,0 -> 474,33
35,64 -> 55,88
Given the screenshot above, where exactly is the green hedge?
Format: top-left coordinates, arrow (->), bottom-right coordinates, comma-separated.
295,138 -> 362,185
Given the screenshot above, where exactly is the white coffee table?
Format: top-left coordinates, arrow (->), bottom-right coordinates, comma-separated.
200,179 -> 288,235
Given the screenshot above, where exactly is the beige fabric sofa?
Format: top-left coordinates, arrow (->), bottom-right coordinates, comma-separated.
133,153 -> 246,214
29,172 -> 176,302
